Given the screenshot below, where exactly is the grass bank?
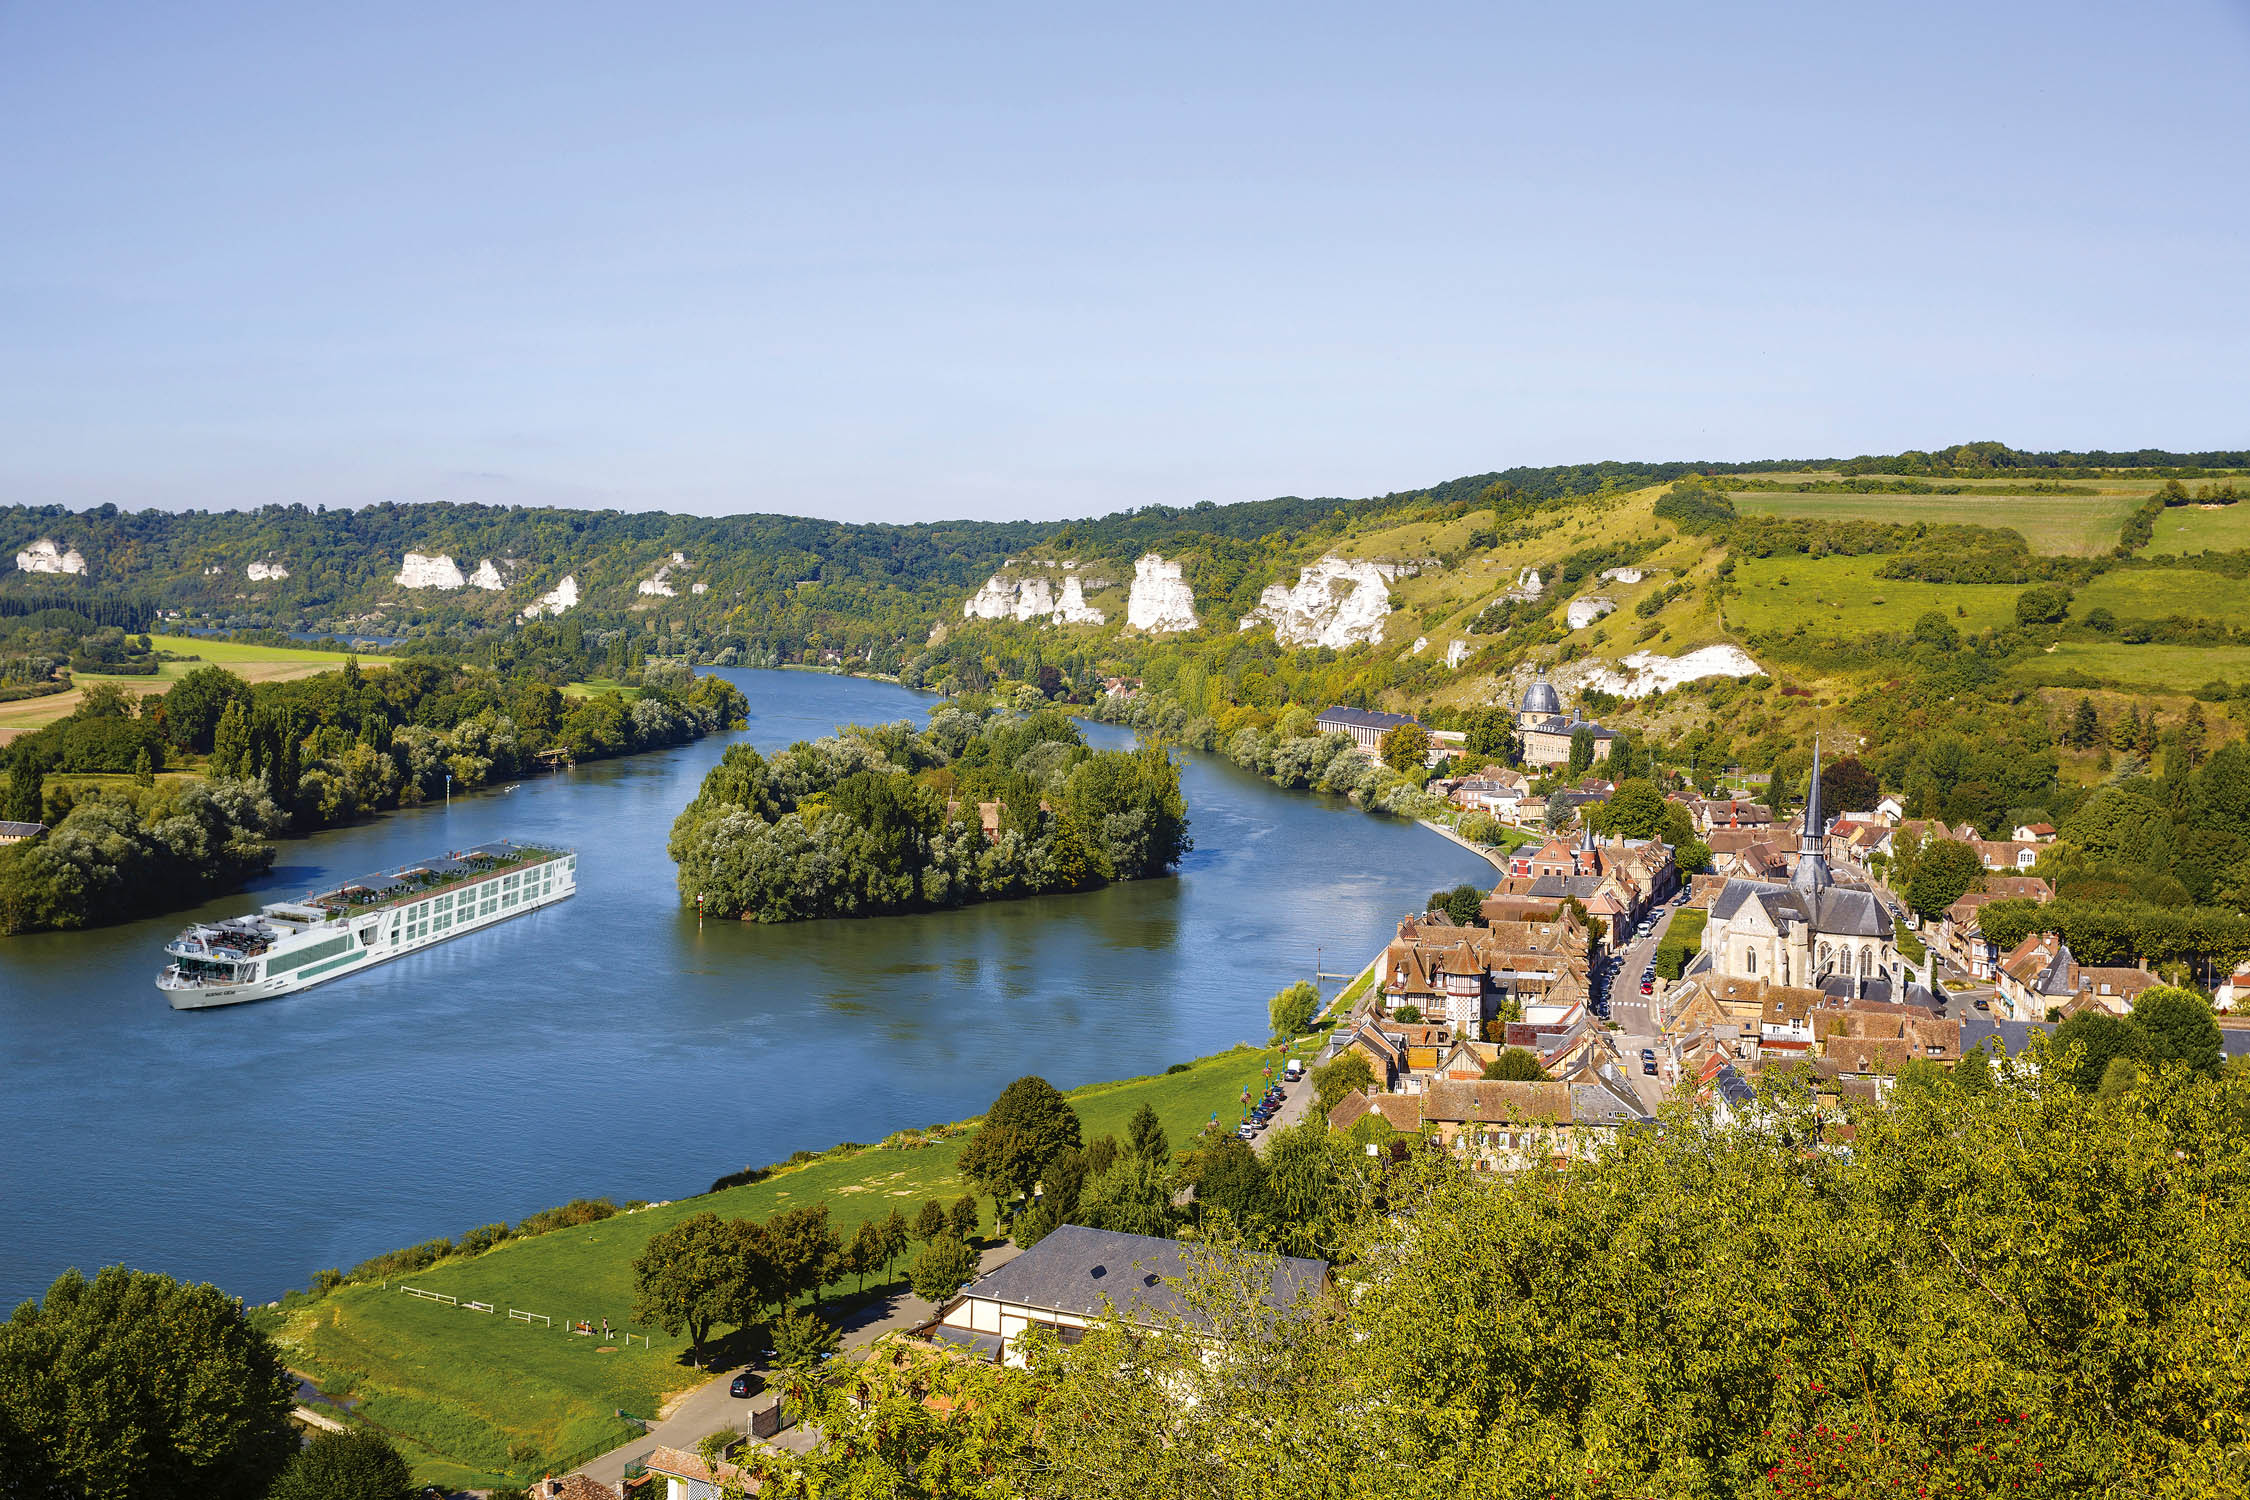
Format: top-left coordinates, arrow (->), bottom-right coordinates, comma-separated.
260,1043 -> 1285,1490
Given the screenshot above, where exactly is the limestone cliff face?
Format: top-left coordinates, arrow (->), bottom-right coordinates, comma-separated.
14,539 -> 87,576
1565,596 -> 1616,630
1445,638 -> 1473,669
1573,645 -> 1765,699
638,552 -> 689,598
467,559 -> 505,591
1126,554 -> 1197,633
962,563 -> 1109,625
522,575 -> 579,619
246,560 -> 289,581
395,552 -> 466,589
1238,554 -> 1394,649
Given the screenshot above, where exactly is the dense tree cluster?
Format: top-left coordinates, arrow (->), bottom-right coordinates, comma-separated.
0,655 -> 747,934
723,1046 -> 2250,1499
669,701 -> 1188,922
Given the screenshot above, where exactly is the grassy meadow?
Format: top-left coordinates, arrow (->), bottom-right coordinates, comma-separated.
0,634 -> 364,742
1730,490 -> 2141,555
2069,568 -> 2250,624
1724,555 -> 2022,639
264,1043 -> 1291,1489
2009,641 -> 2250,694
2143,502 -> 2250,556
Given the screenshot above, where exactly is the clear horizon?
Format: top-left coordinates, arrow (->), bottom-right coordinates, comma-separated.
3,2 -> 2246,524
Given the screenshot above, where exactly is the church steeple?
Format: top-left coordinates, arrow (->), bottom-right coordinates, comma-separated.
1791,736 -> 1834,894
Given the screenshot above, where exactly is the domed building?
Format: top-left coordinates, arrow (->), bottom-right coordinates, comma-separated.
1514,668 -> 1615,769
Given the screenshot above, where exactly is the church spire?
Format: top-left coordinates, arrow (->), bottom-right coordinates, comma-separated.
1791,736 -> 1834,893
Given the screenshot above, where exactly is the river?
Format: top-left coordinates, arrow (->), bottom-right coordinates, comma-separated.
0,669 -> 1494,1306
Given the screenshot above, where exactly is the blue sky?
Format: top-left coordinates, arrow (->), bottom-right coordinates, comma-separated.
2,2 -> 2245,522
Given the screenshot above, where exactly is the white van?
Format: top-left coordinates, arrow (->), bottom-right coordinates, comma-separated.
1284,1057 -> 1305,1082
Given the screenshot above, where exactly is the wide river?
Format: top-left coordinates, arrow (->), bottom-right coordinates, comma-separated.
0,669 -> 1493,1306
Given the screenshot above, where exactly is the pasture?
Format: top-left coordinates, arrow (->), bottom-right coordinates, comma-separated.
266,1043 -> 1289,1489
2068,568 -> 2250,624
1730,491 -> 2141,556
2010,641 -> 2250,693
0,635 -> 363,742
1723,555 -> 2022,639
2143,503 -> 2250,557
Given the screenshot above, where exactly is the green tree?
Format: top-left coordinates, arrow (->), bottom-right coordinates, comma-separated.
1904,837 -> 1983,917
209,698 -> 252,778
267,1429 -> 415,1500
2,750 -> 47,825
630,1211 -> 740,1366
764,1203 -> 841,1307
1075,1154 -> 1176,1237
2129,985 -> 2222,1074
2051,1010 -> 2152,1093
1568,726 -> 1595,775
0,1266 -> 296,1500
909,1234 -> 979,1306
770,1306 -> 840,1373
2068,696 -> 2101,751
1460,707 -> 1513,760
878,1207 -> 911,1276
1313,1052 -> 1374,1115
1817,754 -> 1880,811
133,744 -> 155,786
1481,1047 -> 1551,1081
980,1075 -> 1084,1168
2014,584 -> 2073,625
1268,979 -> 1320,1043
1591,777 -> 1666,838
960,1123 -> 1048,1221
1012,1196 -> 1059,1249
1911,610 -> 1959,651
1427,881 -> 1484,926
1124,1101 -> 1170,1166
842,1219 -> 886,1292
1380,722 -> 1432,772
949,1193 -> 981,1242
1188,1130 -> 1271,1227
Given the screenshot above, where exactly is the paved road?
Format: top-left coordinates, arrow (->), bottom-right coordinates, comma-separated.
1253,1072 -> 1311,1144
1603,905 -> 1678,1034
575,1240 -> 1023,1486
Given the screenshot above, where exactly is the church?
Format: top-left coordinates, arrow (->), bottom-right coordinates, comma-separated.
1689,745 -> 1901,994
1515,669 -> 1616,769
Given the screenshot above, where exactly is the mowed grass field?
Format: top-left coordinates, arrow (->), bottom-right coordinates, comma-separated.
1731,491 -> 2141,555
2069,569 -> 2250,624
2145,503 -> 2250,556
0,634 -> 363,742
1725,555 -> 2022,638
2012,641 -> 2250,693
265,1044 -> 1292,1489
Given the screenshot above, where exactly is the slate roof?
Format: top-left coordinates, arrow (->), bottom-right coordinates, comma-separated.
1958,1016 -> 2051,1057
960,1226 -> 1327,1324
1708,876 -> 1892,940
0,821 -> 45,838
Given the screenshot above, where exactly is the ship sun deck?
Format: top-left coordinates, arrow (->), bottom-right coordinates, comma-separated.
300,840 -> 569,919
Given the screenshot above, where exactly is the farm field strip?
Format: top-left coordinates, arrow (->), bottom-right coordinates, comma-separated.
1731,492 -> 2141,555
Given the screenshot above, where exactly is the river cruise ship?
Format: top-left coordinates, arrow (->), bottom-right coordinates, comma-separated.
157,840 -> 576,1010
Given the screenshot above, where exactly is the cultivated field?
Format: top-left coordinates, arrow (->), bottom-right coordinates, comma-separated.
1730,491 -> 2142,556
1724,555 -> 2022,639
266,1044 -> 1291,1489
0,635 -> 363,742
2143,503 -> 2250,556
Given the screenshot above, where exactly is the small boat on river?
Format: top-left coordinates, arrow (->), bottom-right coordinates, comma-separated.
156,840 -> 576,1009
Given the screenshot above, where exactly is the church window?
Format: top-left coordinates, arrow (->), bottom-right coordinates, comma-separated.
1743,948 -> 1757,975
1858,947 -> 1872,978
1818,941 -> 1832,973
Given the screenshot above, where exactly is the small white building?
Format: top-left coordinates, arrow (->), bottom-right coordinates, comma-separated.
923,1225 -> 1327,1368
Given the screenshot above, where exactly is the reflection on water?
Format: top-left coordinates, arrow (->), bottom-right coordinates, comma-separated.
0,669 -> 1496,1304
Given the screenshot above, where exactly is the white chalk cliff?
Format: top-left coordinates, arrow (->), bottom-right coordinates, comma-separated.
395,552 -> 467,590
1599,567 -> 1645,585
467,559 -> 505,591
1446,638 -> 1473,669
522,575 -> 579,619
961,565 -> 1108,625
247,560 -> 289,581
1126,554 -> 1197,633
15,539 -> 87,576
1566,596 -> 1617,630
1578,645 -> 1766,699
1238,554 -> 1395,649
638,552 -> 689,598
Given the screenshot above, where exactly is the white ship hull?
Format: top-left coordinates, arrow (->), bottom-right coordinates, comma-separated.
159,846 -> 576,1010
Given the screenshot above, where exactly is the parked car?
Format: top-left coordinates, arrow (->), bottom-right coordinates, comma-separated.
1640,979 -> 1654,996
731,1373 -> 758,1398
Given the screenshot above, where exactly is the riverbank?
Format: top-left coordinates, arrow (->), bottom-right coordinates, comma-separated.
257,1044 -> 1287,1491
